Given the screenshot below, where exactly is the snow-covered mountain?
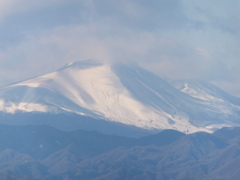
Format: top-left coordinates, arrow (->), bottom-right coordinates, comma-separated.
0,60 -> 239,134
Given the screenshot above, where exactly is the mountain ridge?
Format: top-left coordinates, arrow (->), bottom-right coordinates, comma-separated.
0,59 -> 239,135
0,124 -> 239,179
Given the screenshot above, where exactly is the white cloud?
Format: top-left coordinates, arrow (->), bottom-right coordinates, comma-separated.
0,23 -> 211,84
0,0 -> 79,24
0,0 -> 239,97
0,0 -> 44,21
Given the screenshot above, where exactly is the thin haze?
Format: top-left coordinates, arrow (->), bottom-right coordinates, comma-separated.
0,0 -> 239,97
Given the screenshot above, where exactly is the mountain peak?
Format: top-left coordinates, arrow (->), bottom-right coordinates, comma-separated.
58,59 -> 104,71
0,59 -> 240,135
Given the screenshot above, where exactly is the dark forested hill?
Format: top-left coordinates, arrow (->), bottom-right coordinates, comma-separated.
0,125 -> 239,180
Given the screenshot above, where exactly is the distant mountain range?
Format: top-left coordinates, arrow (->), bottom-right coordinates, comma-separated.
0,60 -> 240,135
0,125 -> 239,179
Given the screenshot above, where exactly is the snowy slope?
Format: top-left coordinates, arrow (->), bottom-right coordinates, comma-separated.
0,60 -> 240,133
170,79 -> 240,129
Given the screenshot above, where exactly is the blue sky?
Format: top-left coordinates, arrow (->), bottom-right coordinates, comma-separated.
0,0 -> 239,96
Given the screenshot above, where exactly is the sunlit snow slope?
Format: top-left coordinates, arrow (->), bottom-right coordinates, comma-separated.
0,60 -> 240,133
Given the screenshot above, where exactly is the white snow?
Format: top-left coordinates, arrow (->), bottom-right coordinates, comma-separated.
181,83 -> 224,102
0,60 -> 240,134
171,80 -> 240,118
0,100 -> 49,113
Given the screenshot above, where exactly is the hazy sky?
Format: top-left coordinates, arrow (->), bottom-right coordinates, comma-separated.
0,0 -> 239,97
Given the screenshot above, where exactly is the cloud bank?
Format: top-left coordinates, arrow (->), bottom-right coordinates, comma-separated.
0,0 -> 239,96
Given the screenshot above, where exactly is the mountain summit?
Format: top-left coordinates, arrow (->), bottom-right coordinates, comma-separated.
0,60 -> 240,134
